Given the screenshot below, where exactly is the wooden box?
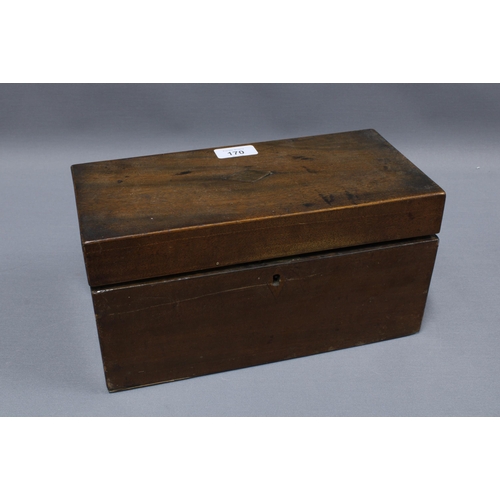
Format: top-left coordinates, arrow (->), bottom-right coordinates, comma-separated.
71,129 -> 445,392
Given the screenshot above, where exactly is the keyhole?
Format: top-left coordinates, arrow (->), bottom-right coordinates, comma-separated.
272,274 -> 281,286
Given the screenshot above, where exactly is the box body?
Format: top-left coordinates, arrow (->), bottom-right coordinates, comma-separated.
93,237 -> 438,391
72,129 -> 445,391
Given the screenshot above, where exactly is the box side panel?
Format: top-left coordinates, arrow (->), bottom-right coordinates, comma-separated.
92,236 -> 439,392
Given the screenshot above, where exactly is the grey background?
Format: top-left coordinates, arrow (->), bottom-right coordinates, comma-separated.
1,83 -> 499,416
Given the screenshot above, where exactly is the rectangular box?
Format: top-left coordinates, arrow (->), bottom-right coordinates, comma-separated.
71,129 -> 445,391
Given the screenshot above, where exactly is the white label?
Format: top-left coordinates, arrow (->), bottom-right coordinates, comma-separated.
214,145 -> 258,159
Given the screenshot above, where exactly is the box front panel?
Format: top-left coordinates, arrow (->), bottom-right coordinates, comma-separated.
92,236 -> 439,391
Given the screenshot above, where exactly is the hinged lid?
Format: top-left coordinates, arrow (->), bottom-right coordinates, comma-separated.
71,129 -> 445,287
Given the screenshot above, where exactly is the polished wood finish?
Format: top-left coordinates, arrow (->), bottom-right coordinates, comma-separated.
72,129 -> 445,287
72,130 -> 445,392
93,236 -> 439,392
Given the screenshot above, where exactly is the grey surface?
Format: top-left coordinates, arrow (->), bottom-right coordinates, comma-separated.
1,83 -> 499,416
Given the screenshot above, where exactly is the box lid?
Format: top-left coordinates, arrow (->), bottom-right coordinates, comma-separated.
71,129 -> 445,287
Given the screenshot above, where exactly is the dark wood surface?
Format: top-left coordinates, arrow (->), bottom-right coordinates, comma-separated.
93,236 -> 439,392
72,129 -> 445,286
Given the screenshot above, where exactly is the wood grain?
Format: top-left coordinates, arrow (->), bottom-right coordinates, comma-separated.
72,129 -> 445,286
92,236 -> 439,392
